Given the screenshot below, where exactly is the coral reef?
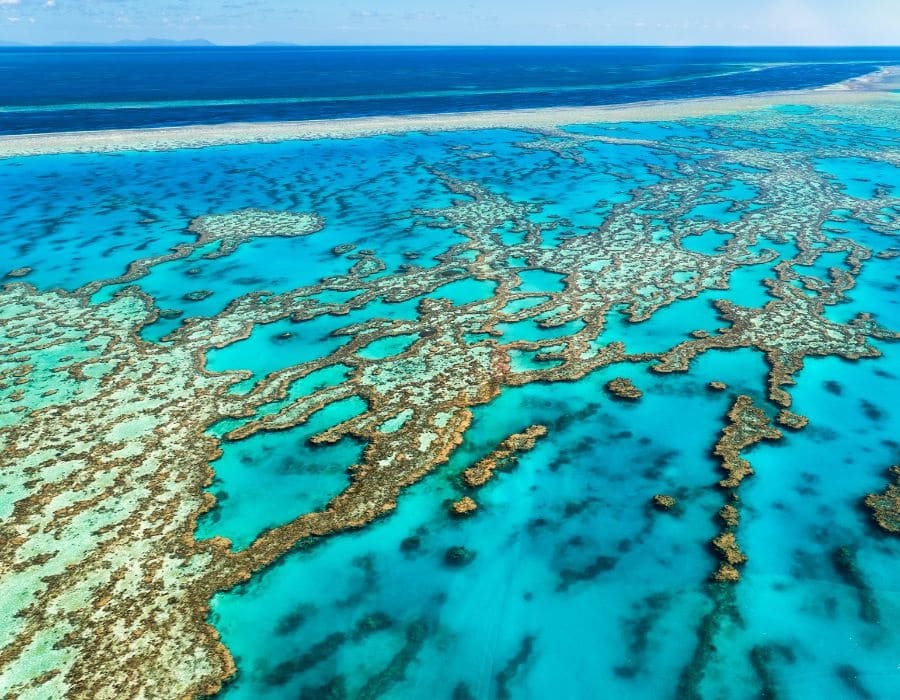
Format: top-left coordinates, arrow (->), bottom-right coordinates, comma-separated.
707,395 -> 781,582
718,504 -> 740,528
831,546 -> 880,624
712,532 -> 748,567
451,496 -> 478,516
496,635 -> 536,699
462,425 -> 548,488
444,547 -> 477,567
776,409 -> 809,430
605,377 -> 643,400
675,584 -> 742,697
2,98 -> 899,697
749,643 -> 796,699
713,396 -> 782,490
652,494 -> 677,510
189,208 -> 325,258
0,286 -> 238,697
864,466 -> 900,534
556,555 -> 618,592
4,266 -> 31,278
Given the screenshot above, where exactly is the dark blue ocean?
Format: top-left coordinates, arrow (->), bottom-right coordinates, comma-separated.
1,46 -> 899,134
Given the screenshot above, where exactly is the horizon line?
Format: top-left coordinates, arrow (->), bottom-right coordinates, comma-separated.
4,42 -> 900,49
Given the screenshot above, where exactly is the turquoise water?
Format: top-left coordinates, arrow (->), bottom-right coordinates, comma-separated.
211,354 -> 768,699
2,101 -> 898,697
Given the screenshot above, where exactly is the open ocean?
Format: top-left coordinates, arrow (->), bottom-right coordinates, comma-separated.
1,46 -> 899,699
1,46 -> 900,133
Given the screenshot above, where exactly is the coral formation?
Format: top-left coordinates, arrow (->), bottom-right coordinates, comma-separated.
776,409 -> 809,430
188,208 -> 325,258
864,466 -> 900,534
713,396 -> 783,490
451,496 -> 478,516
712,532 -> 748,566
462,425 -> 548,488
0,286 -> 238,697
2,98 -> 899,697
707,395 -> 781,582
718,504 -> 740,528
605,377 -> 643,400
652,494 -> 677,510
831,546 -> 880,624
4,266 -> 31,278
444,546 -> 477,567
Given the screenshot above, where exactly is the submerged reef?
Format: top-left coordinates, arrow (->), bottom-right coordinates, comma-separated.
1,101 -> 899,696
189,208 -> 325,258
4,266 -> 31,279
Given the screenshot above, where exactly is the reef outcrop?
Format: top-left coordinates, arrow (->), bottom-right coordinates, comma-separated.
451,496 -> 478,516
652,494 -> 677,510
864,466 -> 900,534
707,395 -> 781,582
462,425 -> 548,488
605,377 -> 643,400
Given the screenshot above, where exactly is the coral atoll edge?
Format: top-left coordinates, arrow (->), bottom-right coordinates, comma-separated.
1,69 -> 898,698
1,66 -> 899,158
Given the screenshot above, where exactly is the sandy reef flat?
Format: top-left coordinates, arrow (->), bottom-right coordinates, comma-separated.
0,66 -> 898,158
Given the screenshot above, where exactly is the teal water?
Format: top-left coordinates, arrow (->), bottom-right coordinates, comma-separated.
210,353 -> 769,699
2,101 -> 898,697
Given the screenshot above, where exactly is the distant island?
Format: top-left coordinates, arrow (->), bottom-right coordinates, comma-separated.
110,38 -> 216,47
55,38 -> 216,47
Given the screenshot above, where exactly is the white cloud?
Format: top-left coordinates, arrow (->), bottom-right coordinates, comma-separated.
0,0 -> 21,6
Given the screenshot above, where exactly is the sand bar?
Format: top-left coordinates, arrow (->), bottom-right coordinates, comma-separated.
1,66 -> 897,158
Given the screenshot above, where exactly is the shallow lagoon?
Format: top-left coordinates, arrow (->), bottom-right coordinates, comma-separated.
1,102 -> 898,698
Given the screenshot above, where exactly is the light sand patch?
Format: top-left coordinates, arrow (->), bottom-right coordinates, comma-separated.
0,67 -> 897,158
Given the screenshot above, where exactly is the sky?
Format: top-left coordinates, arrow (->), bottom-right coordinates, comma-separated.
1,0 -> 899,46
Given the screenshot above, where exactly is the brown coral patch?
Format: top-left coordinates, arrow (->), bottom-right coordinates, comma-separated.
705,396 -> 781,583
652,494 -> 677,510
718,504 -> 740,528
451,496 -> 478,516
711,532 -> 748,567
864,466 -> 900,534
776,409 -> 809,431
714,396 -> 782,489
605,377 -> 643,400
462,425 -> 548,488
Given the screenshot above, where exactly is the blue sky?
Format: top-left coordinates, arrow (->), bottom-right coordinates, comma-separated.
2,0 -> 899,45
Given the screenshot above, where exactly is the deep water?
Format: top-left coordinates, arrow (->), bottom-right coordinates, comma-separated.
2,46 -> 900,133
